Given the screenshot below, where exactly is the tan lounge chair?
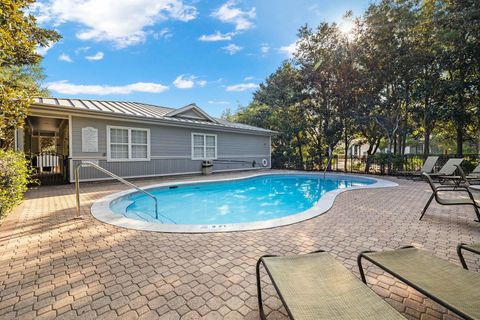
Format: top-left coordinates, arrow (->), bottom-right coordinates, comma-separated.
358,246 -> 480,320
429,158 -> 464,181
256,250 -> 405,320
397,156 -> 438,178
453,164 -> 480,185
457,243 -> 480,270
420,172 -> 480,222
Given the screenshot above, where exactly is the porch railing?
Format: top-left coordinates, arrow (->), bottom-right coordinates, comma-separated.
29,152 -> 69,185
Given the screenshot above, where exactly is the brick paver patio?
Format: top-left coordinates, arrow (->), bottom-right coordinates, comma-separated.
0,171 -> 479,319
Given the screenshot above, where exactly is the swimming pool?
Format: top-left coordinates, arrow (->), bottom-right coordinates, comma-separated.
92,172 -> 397,232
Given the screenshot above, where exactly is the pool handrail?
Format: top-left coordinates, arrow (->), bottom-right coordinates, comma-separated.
74,161 -> 160,221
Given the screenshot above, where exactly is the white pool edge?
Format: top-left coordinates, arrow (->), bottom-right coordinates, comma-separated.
90,171 -> 398,233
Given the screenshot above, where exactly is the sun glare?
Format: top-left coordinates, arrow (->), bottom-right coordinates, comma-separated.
339,20 -> 355,35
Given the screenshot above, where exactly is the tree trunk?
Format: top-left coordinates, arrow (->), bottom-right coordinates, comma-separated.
296,133 -> 304,170
456,125 -> 463,157
344,126 -> 348,172
424,125 -> 431,159
364,137 -> 381,174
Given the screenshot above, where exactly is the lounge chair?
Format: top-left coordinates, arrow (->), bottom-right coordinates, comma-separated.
452,164 -> 480,185
397,156 -> 438,179
457,243 -> 480,270
420,172 -> 480,222
256,250 -> 405,319
428,158 -> 463,180
469,162 -> 480,177
357,246 -> 480,320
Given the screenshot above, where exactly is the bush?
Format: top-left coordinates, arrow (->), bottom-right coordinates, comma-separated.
0,150 -> 33,218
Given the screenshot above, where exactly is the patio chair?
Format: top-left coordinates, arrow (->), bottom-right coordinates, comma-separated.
256,250 -> 405,320
469,162 -> 480,176
429,158 -> 464,181
397,156 -> 438,179
456,164 -> 480,185
420,172 -> 480,222
457,243 -> 480,270
357,246 -> 480,320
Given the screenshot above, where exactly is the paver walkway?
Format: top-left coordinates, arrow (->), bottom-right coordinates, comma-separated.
0,171 -> 479,320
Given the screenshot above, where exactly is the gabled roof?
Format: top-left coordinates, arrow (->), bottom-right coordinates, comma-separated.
164,103 -> 218,123
31,97 -> 275,135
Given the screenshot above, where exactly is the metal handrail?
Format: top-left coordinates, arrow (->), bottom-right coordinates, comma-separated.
74,161 -> 159,220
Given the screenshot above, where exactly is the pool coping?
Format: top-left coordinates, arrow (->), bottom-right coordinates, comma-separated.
90,171 -> 398,233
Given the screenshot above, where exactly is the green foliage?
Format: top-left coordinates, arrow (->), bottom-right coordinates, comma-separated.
231,0 -> 480,170
0,0 -> 60,67
0,0 -> 60,149
0,149 -> 34,217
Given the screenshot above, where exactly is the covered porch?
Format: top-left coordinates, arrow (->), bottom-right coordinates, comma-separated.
17,114 -> 71,185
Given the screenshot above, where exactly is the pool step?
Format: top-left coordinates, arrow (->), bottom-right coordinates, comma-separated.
124,210 -> 157,222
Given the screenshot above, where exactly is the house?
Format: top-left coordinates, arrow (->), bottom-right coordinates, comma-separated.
16,98 -> 274,184
348,139 -> 427,157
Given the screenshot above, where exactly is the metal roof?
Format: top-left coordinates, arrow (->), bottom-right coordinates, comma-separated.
32,97 -> 275,134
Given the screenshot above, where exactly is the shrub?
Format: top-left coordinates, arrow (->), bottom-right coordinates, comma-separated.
0,150 -> 33,218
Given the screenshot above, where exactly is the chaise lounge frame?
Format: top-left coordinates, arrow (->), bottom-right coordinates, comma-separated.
420,172 -> 480,222
256,250 -> 405,320
457,243 -> 480,270
357,245 -> 480,320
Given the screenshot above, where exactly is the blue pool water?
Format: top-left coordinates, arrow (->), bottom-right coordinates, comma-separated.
110,174 -> 375,225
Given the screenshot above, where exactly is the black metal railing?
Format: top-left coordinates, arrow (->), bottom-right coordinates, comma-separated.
330,153 -> 479,175
273,153 -> 479,176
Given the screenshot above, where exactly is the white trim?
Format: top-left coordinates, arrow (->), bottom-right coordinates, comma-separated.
72,156 -> 108,160
191,132 -> 217,160
164,104 -> 218,123
212,167 -> 264,173
29,112 -> 70,120
91,171 -> 398,233
70,170 -> 202,183
106,125 -> 150,162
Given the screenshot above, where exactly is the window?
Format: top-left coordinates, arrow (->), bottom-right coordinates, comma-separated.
191,133 -> 217,160
107,126 -> 150,161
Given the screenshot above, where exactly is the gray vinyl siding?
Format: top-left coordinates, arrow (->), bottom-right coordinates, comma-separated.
175,110 -> 203,119
71,116 -> 271,181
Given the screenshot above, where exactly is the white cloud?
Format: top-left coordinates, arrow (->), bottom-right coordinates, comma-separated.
154,28 -> 172,40
198,31 -> 235,42
31,0 -> 197,48
173,75 -> 195,89
208,100 -> 230,105
172,75 -> 206,89
35,42 -> 55,56
85,51 -> 104,61
211,1 -> 256,31
278,41 -> 298,58
222,43 -> 243,55
260,44 -> 270,54
226,82 -> 258,92
75,46 -> 91,54
58,53 -> 73,62
244,76 -> 254,81
46,80 -> 169,95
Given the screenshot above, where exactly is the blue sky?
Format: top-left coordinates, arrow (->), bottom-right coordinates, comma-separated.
33,0 -> 369,117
